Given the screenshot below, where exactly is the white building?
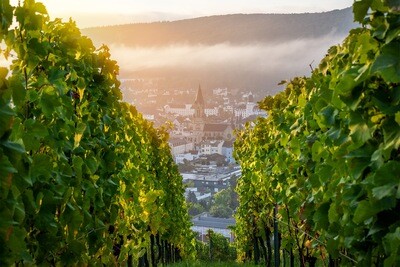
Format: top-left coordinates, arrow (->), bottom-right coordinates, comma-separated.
234,92 -> 265,119
213,87 -> 228,96
168,138 -> 194,156
174,151 -> 199,164
164,104 -> 194,117
165,104 -> 219,117
200,140 -> 224,155
205,107 -> 219,117
222,141 -> 235,164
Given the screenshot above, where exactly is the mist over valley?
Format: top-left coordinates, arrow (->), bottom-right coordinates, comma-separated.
82,7 -> 357,98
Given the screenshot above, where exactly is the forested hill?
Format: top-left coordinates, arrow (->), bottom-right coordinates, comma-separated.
82,7 -> 356,46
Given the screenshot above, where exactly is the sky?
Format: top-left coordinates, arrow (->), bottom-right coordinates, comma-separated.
11,0 -> 354,28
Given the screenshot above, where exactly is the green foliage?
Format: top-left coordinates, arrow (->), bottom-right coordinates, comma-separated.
0,0 -> 194,265
209,205 -> 233,218
196,230 -> 236,262
208,189 -> 232,218
187,191 -> 198,204
188,203 -> 205,216
234,0 -> 400,266
167,261 -> 258,267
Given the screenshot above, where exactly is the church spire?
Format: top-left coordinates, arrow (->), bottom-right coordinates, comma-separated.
193,84 -> 205,119
194,84 -> 204,106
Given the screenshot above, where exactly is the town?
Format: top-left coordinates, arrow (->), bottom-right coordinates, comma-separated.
120,79 -> 267,240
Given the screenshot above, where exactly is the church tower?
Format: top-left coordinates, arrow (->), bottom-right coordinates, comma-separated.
191,85 -> 206,144
193,85 -> 205,119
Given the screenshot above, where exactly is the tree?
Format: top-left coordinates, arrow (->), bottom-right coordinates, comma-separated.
187,191 -> 198,203
210,205 -> 233,218
214,188 -> 232,206
209,188 -> 237,218
188,203 -> 205,216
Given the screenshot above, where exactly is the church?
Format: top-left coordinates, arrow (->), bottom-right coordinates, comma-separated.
190,85 -> 234,144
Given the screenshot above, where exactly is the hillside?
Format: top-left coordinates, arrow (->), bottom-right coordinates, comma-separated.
81,8 -> 358,95
82,8 -> 356,46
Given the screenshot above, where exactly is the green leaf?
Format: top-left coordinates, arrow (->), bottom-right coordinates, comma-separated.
348,157 -> 371,179
33,2 -> 47,15
72,156 -> 83,180
316,164 -> 334,183
31,154 -> 52,179
27,38 -> 47,57
24,119 -> 48,138
74,122 -> 86,148
48,68 -> 67,84
383,121 -> 400,150
353,0 -> 373,23
85,156 -> 98,175
314,202 -> 330,229
0,156 -> 17,178
2,140 -> 25,154
9,75 -> 26,106
371,42 -> 400,83
373,161 -> 400,186
40,86 -> 61,117
395,112 -> 400,126
319,105 -> 337,126
383,227 -> 400,267
353,200 -> 378,224
349,112 -> 372,145
7,227 -> 28,260
328,202 -> 339,224
372,184 -> 396,200
311,141 -> 323,161
336,67 -> 360,96
0,0 -> 13,34
68,240 -> 86,256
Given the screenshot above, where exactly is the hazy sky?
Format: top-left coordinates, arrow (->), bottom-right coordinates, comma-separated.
10,0 -> 354,27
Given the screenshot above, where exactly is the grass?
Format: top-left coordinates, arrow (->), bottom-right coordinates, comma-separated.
166,261 -> 258,267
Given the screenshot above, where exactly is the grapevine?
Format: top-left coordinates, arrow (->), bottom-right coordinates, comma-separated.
0,0 -> 194,265
234,0 -> 400,266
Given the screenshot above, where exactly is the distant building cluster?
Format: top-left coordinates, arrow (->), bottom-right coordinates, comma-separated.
120,80 -> 264,207
164,88 -> 263,120
165,85 -> 264,165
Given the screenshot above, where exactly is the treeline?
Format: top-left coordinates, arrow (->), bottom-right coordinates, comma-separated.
0,0 -> 194,265
82,8 -> 356,47
234,1 -> 399,267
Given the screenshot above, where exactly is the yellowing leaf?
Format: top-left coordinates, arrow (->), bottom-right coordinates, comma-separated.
74,133 -> 83,148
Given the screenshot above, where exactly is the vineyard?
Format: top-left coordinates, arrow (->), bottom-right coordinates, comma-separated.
0,0 -> 194,265
233,1 -> 400,266
1,0 -> 399,266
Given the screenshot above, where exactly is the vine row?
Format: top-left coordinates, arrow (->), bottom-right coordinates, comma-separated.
234,1 -> 400,266
0,1 -> 194,265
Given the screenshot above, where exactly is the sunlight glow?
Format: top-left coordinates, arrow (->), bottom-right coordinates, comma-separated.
9,0 -> 353,27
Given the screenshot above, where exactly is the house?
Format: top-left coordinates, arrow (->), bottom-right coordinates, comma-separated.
174,150 -> 199,164
203,123 -> 234,140
200,140 -> 224,155
185,177 -> 230,194
234,92 -> 265,119
222,141 -> 235,164
164,104 -> 194,117
205,107 -> 219,117
168,138 -> 194,157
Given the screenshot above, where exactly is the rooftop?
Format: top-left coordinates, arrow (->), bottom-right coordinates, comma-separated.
203,123 -> 230,132
192,214 -> 235,229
